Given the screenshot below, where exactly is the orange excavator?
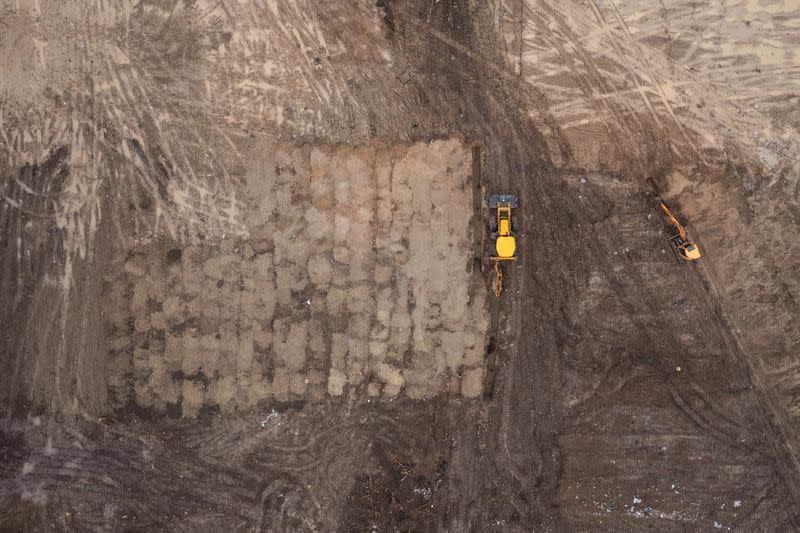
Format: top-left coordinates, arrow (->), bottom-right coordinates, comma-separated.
660,200 -> 701,261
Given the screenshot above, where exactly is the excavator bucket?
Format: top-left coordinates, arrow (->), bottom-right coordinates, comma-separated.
489,194 -> 518,208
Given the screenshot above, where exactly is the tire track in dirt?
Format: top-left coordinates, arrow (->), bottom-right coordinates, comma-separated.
523,1 -> 654,177
579,194 -> 762,449
391,1 -> 567,523
552,175 -> 800,528
601,0 -> 701,158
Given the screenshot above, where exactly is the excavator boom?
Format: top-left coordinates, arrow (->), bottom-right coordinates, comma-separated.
660,201 -> 687,240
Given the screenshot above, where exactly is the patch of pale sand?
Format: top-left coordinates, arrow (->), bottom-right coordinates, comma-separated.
273,319 -> 308,375
109,140 -> 487,416
181,380 -> 205,417
307,254 -> 333,287
461,367 -> 486,398
664,170 -> 692,198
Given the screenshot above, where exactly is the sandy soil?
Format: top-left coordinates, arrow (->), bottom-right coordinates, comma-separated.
1,0 -> 800,531
102,139 -> 487,417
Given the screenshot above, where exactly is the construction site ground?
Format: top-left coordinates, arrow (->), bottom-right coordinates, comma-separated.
1,0 -> 800,531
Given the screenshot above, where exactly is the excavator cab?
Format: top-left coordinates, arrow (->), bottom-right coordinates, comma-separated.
494,205 -> 516,259
489,194 -> 518,296
660,200 -> 701,261
680,242 -> 701,261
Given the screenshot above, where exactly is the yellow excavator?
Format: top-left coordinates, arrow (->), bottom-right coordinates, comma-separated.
489,194 -> 518,297
660,200 -> 701,261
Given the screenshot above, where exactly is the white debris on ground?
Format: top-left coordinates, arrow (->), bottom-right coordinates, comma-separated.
414,487 -> 433,500
259,409 -> 280,427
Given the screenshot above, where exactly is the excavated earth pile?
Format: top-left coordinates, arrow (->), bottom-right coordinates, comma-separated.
2,0 -> 800,531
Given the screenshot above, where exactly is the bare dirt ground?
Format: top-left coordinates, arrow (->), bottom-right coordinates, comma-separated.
1,0 -> 800,531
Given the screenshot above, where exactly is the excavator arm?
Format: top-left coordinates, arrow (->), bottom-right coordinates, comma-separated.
660,201 -> 687,240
